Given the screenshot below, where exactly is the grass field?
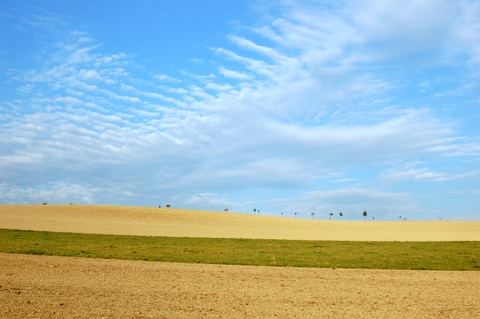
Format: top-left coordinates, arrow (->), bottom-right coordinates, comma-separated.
2,228 -> 479,270
1,204 -> 479,241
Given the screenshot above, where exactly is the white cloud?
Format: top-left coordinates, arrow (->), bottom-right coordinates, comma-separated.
381,166 -> 480,182
214,48 -> 276,77
204,82 -> 233,92
218,66 -> 252,80
78,69 -> 101,81
183,192 -> 231,209
0,182 -> 102,204
154,73 -> 180,83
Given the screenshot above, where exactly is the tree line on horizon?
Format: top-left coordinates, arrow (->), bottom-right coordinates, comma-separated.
156,203 -> 412,220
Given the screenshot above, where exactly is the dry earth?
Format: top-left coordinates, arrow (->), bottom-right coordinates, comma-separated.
1,205 -> 479,241
1,253 -> 479,319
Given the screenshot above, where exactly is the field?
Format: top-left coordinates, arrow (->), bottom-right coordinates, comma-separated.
1,229 -> 479,270
1,204 -> 479,241
2,253 -> 479,318
1,204 -> 479,318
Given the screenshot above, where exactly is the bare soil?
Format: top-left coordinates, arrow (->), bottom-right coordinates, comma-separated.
1,205 -> 479,241
1,253 -> 479,318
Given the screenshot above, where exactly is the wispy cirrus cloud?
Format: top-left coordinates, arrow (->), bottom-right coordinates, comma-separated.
381,165 -> 480,183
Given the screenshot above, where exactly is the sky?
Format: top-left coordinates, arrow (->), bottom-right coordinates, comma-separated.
1,0 -> 479,220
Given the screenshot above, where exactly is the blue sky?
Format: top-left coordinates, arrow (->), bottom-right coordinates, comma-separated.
1,0 -> 479,220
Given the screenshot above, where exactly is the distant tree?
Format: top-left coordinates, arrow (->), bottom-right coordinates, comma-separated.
166,204 -> 171,208
294,212 -> 298,217
339,212 -> 343,218
310,212 -> 315,220
224,208 -> 229,212
253,208 -> 257,213
280,212 -> 284,216
399,216 -> 402,220
329,212 -> 333,220
158,205 -> 161,208
363,210 -> 368,221
42,202 -> 47,205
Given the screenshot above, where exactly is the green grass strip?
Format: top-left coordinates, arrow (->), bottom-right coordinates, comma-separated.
1,228 -> 479,270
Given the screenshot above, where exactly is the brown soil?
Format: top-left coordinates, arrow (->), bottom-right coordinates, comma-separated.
1,253 -> 479,318
1,205 -> 479,241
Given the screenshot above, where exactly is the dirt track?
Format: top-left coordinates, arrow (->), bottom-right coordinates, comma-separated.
1,205 -> 479,241
1,253 -> 479,318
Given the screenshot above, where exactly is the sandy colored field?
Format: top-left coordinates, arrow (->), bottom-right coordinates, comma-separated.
1,253 -> 479,319
1,205 -> 479,241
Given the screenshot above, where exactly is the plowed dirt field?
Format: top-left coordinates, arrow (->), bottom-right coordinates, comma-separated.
1,253 -> 479,318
